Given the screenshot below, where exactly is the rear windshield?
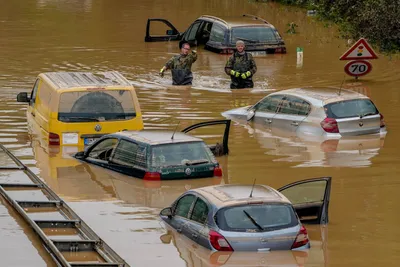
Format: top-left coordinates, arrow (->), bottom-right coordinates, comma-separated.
216,204 -> 297,232
231,27 -> 280,43
58,90 -> 136,122
151,141 -> 216,167
324,99 -> 379,119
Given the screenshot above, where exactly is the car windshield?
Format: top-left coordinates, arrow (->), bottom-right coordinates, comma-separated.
216,204 -> 297,232
231,27 -> 280,43
151,141 -> 215,167
324,99 -> 379,119
58,90 -> 136,122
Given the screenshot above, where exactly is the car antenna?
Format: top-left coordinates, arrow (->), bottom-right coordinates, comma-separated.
338,75 -> 346,96
249,178 -> 256,198
171,121 -> 180,140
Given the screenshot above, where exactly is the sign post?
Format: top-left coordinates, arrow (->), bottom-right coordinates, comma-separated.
339,38 -> 378,78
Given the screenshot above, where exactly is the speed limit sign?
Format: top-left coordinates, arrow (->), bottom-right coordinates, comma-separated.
344,60 -> 372,77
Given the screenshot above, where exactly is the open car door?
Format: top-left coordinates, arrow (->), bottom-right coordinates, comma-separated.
145,18 -> 182,42
181,119 -> 231,156
278,177 -> 331,224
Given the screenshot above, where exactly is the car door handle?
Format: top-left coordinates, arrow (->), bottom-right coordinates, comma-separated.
291,121 -> 299,126
266,119 -> 272,124
177,228 -> 182,233
192,233 -> 198,239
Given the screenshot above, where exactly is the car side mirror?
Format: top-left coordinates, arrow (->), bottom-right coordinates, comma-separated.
247,108 -> 256,121
74,151 -> 86,159
17,92 -> 30,103
160,207 -> 172,218
166,29 -> 175,35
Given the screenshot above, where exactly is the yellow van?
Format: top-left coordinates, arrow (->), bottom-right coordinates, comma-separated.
17,71 -> 144,146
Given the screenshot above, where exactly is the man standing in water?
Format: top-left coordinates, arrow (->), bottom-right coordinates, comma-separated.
225,40 -> 257,89
159,42 -> 198,85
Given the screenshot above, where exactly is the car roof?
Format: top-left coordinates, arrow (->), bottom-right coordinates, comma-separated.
112,130 -> 203,145
199,15 -> 274,28
191,184 -> 291,209
40,71 -> 132,89
270,87 -> 370,106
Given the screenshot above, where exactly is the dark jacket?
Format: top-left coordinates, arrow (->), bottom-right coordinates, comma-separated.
225,52 -> 257,89
165,52 -> 198,85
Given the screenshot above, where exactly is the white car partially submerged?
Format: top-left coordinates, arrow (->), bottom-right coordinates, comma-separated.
222,87 -> 386,140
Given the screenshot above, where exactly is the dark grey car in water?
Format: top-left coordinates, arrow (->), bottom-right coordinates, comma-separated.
160,177 -> 331,251
145,14 -> 286,55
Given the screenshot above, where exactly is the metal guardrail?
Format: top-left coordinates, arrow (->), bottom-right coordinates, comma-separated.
0,144 -> 129,267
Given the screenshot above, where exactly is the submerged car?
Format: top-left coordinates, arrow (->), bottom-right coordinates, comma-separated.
74,120 -> 230,180
145,14 -> 286,55
160,177 -> 331,251
222,87 -> 386,139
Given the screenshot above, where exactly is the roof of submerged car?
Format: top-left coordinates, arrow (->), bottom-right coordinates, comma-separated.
271,87 -> 370,106
199,15 -> 274,28
113,130 -> 203,145
191,184 -> 291,208
40,71 -> 132,89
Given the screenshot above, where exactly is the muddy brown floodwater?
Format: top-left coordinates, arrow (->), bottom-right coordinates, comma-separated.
1,0 -> 400,266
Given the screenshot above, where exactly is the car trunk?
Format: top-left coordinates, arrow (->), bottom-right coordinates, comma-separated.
159,164 -> 215,179
336,114 -> 381,136
324,98 -> 381,136
219,226 -> 299,251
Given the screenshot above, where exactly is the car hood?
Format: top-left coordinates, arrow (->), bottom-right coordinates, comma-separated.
221,106 -> 252,118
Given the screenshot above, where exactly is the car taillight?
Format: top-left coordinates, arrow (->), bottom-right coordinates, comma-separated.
291,225 -> 309,249
275,47 -> 282,53
213,166 -> 223,177
143,172 -> 161,180
320,118 -> 339,133
380,114 -> 385,128
209,230 -> 233,251
49,132 -> 60,145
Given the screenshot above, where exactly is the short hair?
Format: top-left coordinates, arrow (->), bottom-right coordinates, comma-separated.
236,40 -> 245,46
180,42 -> 190,49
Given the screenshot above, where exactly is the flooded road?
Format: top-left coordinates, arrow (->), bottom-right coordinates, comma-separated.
1,0 -> 400,266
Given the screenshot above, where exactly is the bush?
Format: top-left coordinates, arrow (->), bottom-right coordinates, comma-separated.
268,0 -> 400,53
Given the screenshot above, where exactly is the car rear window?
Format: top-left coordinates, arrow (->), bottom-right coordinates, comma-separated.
58,90 -> 136,122
324,99 -> 379,119
151,141 -> 215,167
231,27 -> 280,43
216,204 -> 297,232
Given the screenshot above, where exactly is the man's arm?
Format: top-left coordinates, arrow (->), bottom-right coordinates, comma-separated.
248,53 -> 257,75
224,56 -> 235,76
190,50 -> 198,63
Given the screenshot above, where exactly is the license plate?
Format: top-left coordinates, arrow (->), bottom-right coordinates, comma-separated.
249,51 -> 266,56
84,138 -> 98,146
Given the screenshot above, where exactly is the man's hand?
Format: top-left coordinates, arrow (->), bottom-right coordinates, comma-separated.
230,70 -> 240,78
241,71 -> 251,79
159,68 -> 165,78
192,50 -> 197,54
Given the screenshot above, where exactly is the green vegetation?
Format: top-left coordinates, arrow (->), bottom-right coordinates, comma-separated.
257,0 -> 400,53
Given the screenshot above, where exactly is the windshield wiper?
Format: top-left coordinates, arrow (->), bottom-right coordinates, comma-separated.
236,37 -> 258,43
243,210 -> 264,231
359,112 -> 377,118
185,159 -> 209,166
62,117 -> 100,122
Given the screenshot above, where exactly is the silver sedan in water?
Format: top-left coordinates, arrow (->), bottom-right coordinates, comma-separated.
222,87 -> 387,140
160,177 -> 331,251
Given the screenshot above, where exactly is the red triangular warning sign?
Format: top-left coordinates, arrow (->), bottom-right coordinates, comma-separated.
340,38 -> 378,60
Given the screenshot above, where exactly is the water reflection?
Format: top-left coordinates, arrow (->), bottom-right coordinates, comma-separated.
160,223 -> 328,266
230,118 -> 385,168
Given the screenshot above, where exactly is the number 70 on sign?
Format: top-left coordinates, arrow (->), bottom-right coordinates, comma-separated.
344,60 -> 372,77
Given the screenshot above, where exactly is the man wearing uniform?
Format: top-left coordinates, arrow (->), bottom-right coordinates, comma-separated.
159,42 -> 198,85
225,40 -> 257,89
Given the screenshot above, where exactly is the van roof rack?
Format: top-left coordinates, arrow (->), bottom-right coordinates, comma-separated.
242,14 -> 270,25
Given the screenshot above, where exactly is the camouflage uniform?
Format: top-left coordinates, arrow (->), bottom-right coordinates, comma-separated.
225,52 -> 257,89
165,51 -> 198,85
